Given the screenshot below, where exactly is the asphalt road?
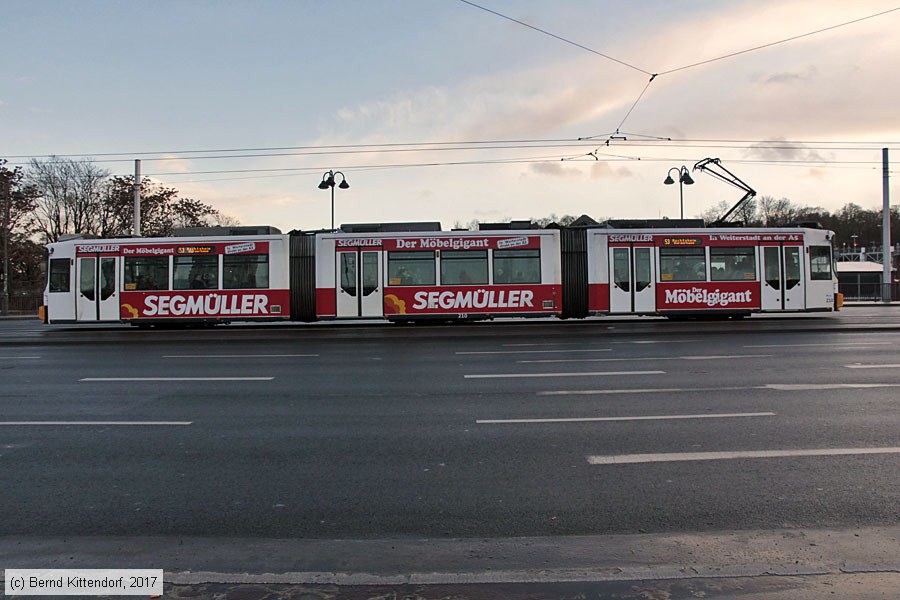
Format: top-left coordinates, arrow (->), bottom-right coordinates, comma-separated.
1,307 -> 900,597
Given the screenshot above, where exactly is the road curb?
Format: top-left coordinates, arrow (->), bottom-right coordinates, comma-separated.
2,526 -> 899,584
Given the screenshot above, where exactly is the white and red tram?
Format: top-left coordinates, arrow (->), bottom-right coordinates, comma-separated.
40,221 -> 840,325
43,231 -> 291,323
314,229 -> 561,320
583,226 -> 838,316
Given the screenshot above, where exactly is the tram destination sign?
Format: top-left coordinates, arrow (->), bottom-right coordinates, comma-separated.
661,237 -> 703,247
176,245 -> 215,255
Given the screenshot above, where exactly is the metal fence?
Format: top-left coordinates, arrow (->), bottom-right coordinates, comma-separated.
6,290 -> 43,315
838,282 -> 900,302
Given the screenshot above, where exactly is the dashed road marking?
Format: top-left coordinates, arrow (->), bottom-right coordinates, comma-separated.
588,447 -> 900,465
477,412 -> 776,425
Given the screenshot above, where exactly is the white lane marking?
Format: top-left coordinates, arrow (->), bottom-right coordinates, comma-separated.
477,412 -> 776,425
588,447 -> 900,465
764,383 -> 900,390
79,377 -> 274,382
465,370 -> 664,379
163,354 -> 319,358
609,339 -> 701,344
539,383 -> 900,395
0,356 -> 40,359
744,342 -> 892,348
540,386 -> 759,395
519,354 -> 771,364
845,363 -> 900,369
0,421 -> 192,426
457,349 -> 612,355
502,342 -> 601,347
682,355 -> 771,360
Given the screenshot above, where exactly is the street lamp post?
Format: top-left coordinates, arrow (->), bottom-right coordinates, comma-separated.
317,170 -> 349,230
663,166 -> 695,220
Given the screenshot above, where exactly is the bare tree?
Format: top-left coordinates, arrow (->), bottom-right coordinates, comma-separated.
26,157 -> 110,242
101,175 -> 226,237
0,160 -> 37,236
698,198 -> 759,226
0,160 -> 43,294
757,195 -> 803,226
530,213 -> 581,227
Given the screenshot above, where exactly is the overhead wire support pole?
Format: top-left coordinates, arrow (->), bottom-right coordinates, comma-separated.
1,175 -> 9,316
883,148 -> 891,303
133,159 -> 141,236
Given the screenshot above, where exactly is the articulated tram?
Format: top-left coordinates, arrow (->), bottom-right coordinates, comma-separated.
40,220 -> 840,325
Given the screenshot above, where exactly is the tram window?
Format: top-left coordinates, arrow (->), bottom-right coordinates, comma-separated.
223,254 -> 269,289
49,259 -> 70,293
612,248 -> 630,292
79,258 -> 95,301
387,251 -> 435,286
785,247 -> 801,290
441,250 -> 488,285
659,247 -> 706,282
634,247 -> 652,292
361,252 -> 379,296
100,258 -> 116,300
124,257 -> 169,291
174,256 -> 219,290
764,247 -> 781,288
493,249 -> 541,284
810,246 -> 833,280
710,247 -> 756,281
340,252 -> 357,296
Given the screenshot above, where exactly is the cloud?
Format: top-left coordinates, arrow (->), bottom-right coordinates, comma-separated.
321,1 -> 900,161
154,155 -> 194,175
529,161 -> 582,178
762,65 -> 820,85
745,138 -> 830,163
590,162 -> 633,180
178,0 -> 900,229
333,86 -> 452,134
325,50 -> 645,148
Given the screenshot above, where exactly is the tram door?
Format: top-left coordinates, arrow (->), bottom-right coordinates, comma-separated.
75,255 -> 120,321
336,250 -> 383,317
609,246 -> 656,314
760,244 -> 805,310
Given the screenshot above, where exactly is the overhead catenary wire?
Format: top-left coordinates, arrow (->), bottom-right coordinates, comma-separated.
10,137 -> 898,167
656,5 -> 900,76
459,1 -> 900,136
7,6 -> 900,184
457,0 -> 652,76
145,154 -> 891,182
5,138 -> 592,162
9,141 -> 894,186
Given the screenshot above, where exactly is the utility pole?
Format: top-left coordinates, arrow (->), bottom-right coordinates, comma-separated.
1,173 -> 10,316
133,159 -> 142,236
883,148 -> 892,303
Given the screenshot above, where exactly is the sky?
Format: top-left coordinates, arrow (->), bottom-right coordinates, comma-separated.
3,0 -> 900,232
